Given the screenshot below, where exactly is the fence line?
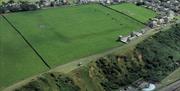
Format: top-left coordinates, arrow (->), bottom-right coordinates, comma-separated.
1,15 -> 51,69
100,4 -> 147,25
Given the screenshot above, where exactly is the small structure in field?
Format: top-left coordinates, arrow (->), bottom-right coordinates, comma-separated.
118,31 -> 143,43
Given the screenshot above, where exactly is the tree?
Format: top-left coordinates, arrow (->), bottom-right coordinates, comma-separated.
20,1 -> 38,11
7,0 -> 15,4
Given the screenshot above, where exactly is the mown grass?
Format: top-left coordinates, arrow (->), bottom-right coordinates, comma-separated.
110,3 -> 157,23
0,16 -> 48,90
5,4 -> 145,67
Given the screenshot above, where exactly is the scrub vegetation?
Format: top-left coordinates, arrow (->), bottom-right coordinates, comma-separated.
14,72 -> 80,91
88,24 -> 180,91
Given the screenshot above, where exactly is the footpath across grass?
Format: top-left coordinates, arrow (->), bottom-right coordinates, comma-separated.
110,3 -> 157,23
0,16 -> 48,90
5,4 -> 145,67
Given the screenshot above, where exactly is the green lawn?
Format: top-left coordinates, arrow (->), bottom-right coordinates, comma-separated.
0,16 -> 48,90
5,4 -> 145,67
110,3 -> 157,23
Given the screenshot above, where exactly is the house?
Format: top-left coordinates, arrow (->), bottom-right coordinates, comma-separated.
40,0 -> 51,7
157,18 -> 165,24
128,36 -> 137,41
118,35 -> 130,43
133,31 -> 143,37
106,0 -> 111,4
163,16 -> 170,23
140,29 -> 146,34
148,20 -> 158,28
167,10 -> 175,20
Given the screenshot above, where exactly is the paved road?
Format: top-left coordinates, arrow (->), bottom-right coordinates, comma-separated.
159,80 -> 180,91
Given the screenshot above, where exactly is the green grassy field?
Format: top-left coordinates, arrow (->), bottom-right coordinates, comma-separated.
0,3 -> 158,89
110,3 -> 157,23
5,4 -> 144,67
0,16 -> 48,90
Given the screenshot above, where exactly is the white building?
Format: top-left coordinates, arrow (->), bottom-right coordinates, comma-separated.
167,10 -> 175,20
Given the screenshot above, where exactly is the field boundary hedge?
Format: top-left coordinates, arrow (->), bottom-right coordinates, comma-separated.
100,4 -> 146,25
1,15 -> 51,69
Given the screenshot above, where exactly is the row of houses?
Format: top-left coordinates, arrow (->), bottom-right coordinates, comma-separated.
118,11 -> 176,43
75,0 -> 179,43
78,0 -> 179,27
137,0 -> 179,28
148,10 -> 175,28
0,0 -> 68,14
39,0 -> 68,7
109,0 -> 179,28
142,0 -> 180,14
118,29 -> 147,43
